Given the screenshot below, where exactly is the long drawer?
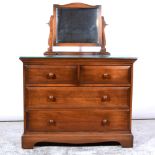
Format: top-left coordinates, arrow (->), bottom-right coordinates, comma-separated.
27,109 -> 130,132
26,87 -> 130,108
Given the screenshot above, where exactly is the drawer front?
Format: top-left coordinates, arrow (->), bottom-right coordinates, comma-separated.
26,87 -> 130,108
27,109 -> 130,132
80,66 -> 131,84
26,65 -> 77,84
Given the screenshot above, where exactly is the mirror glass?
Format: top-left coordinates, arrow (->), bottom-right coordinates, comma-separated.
56,7 -> 99,44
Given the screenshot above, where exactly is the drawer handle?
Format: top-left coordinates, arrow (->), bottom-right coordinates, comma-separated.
47,73 -> 56,79
102,73 -> 110,79
48,119 -> 56,125
48,95 -> 56,102
101,95 -> 109,102
102,119 -> 108,126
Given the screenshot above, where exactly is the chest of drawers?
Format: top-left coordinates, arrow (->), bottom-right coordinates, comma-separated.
20,56 -> 136,149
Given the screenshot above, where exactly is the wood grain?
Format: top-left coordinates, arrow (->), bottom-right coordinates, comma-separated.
45,3 -> 108,55
27,109 -> 130,132
80,66 -> 131,84
26,87 -> 130,109
20,56 -> 136,148
25,65 -> 77,84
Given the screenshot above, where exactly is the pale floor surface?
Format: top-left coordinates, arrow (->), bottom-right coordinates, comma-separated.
0,120 -> 155,155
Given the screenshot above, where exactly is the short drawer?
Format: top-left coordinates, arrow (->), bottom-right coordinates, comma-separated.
26,87 -> 130,108
27,109 -> 130,132
80,66 -> 131,84
25,65 -> 77,84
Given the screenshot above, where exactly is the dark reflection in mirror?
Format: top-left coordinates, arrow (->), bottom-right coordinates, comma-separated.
56,7 -> 99,44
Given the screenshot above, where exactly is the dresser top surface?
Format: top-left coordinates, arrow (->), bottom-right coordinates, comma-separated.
20,55 -> 137,60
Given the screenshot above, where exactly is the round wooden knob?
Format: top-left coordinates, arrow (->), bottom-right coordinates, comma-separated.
102,119 -> 108,126
49,119 -> 55,125
102,73 -> 110,79
101,95 -> 109,102
48,95 -> 56,102
47,73 -> 56,79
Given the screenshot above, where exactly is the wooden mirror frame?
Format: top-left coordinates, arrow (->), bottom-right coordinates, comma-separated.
44,3 -> 110,55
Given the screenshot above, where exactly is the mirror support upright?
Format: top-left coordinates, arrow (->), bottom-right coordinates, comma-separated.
44,16 -> 54,55
100,16 -> 110,55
